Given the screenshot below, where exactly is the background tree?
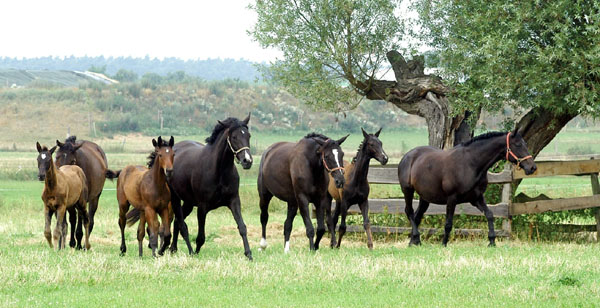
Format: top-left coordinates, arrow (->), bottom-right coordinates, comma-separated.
112,69 -> 138,82
415,0 -> 600,158
250,0 -> 472,148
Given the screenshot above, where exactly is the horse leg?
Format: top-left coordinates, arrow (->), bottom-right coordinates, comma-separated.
88,195 -> 100,235
170,194 -> 193,255
145,208 -> 159,258
336,198 -> 349,249
74,207 -> 83,250
78,200 -> 91,250
258,190 -> 273,251
403,188 -> 419,246
158,207 -> 172,256
413,199 -> 430,245
358,199 -> 373,250
442,198 -> 457,247
283,201 -> 298,253
194,207 -> 207,254
67,207 -> 76,248
472,196 -> 496,247
325,194 -> 337,248
229,196 -> 253,260
118,200 -> 130,255
54,205 -> 67,250
314,197 -> 327,250
137,214 -> 146,257
296,194 -> 315,251
44,207 -> 54,248
331,197 -> 342,248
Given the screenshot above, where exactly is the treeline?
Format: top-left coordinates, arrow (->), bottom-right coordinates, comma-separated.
0,56 -> 261,81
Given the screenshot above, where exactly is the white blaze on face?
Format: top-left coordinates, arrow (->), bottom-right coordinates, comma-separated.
41,154 -> 46,159
166,149 -> 170,153
284,241 -> 290,253
332,149 -> 341,168
244,149 -> 252,162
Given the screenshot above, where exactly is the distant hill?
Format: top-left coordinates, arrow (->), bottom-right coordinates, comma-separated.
0,56 -> 261,81
0,69 -> 118,87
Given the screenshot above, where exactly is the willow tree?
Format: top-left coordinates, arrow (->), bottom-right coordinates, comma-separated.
415,0 -> 600,157
250,0 -> 470,148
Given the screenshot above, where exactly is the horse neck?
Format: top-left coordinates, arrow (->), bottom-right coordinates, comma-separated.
464,134 -> 507,173
45,159 -> 58,190
209,133 -> 234,171
350,146 -> 371,184
149,155 -> 167,187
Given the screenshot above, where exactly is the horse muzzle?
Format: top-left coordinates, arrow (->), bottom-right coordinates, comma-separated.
378,153 -> 389,165
164,168 -> 173,179
239,151 -> 253,170
524,163 -> 537,175
38,174 -> 45,181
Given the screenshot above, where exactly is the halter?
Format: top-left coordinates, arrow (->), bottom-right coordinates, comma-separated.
321,150 -> 345,174
227,136 -> 250,163
505,132 -> 533,170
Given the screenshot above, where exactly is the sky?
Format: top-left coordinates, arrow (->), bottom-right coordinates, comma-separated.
1,0 -> 281,62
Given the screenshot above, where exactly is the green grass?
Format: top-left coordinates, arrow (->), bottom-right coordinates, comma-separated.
2,179 -> 600,307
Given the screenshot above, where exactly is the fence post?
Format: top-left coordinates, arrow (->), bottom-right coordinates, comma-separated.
501,164 -> 513,237
590,157 -> 600,241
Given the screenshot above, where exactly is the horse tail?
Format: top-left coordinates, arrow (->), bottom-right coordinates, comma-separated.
126,208 -> 141,227
105,169 -> 121,180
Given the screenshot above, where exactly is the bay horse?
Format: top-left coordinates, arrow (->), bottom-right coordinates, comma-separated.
109,136 -> 174,257
166,115 -> 254,259
398,130 -> 537,247
36,142 -> 90,250
330,128 -> 388,249
258,133 -> 348,252
55,136 -> 108,237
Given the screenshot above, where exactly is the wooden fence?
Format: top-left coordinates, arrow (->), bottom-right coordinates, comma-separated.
335,157 -> 600,238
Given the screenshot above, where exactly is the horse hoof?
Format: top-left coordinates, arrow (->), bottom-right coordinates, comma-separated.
259,238 -> 268,250
69,240 -> 76,248
488,242 -> 496,247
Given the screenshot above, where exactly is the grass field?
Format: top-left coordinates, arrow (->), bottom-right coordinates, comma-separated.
1,180 -> 600,307
2,130 -> 600,307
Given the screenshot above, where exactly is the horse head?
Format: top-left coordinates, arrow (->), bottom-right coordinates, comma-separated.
362,127 -> 388,165
55,136 -> 83,168
315,135 -> 348,189
152,136 -> 175,180
36,142 -> 56,181
219,113 -> 253,169
507,129 -> 537,175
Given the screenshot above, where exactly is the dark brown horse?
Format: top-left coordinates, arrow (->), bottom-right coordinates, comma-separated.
55,136 -> 108,237
109,136 -> 174,257
166,115 -> 254,259
330,128 -> 388,249
398,130 -> 537,247
258,133 -> 348,252
36,142 -> 90,250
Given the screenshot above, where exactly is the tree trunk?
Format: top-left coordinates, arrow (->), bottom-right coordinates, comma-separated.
360,51 -> 472,149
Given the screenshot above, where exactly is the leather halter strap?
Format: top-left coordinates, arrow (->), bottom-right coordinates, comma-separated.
505,132 -> 532,170
227,136 -> 250,162
321,142 -> 345,174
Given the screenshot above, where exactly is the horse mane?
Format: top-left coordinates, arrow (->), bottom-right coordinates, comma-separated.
460,131 -> 506,147
59,135 -> 80,152
351,139 -> 367,164
147,138 -> 170,168
304,132 -> 329,141
205,117 -> 248,145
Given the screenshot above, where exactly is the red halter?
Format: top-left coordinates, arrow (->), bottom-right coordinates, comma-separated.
321,145 -> 344,174
505,132 -> 533,170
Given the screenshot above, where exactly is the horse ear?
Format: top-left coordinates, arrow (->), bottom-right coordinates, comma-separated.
56,140 -> 64,147
36,142 -> 42,153
512,126 -> 520,136
152,138 -> 158,148
375,127 -> 382,137
242,113 -> 251,125
49,145 -> 57,155
217,120 -> 225,126
337,134 -> 350,145
361,127 -> 369,139
157,136 -> 163,147
73,143 -> 83,151
314,138 -> 326,146
169,136 -> 174,147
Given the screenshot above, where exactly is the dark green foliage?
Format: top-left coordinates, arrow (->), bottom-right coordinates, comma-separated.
112,69 -> 138,82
